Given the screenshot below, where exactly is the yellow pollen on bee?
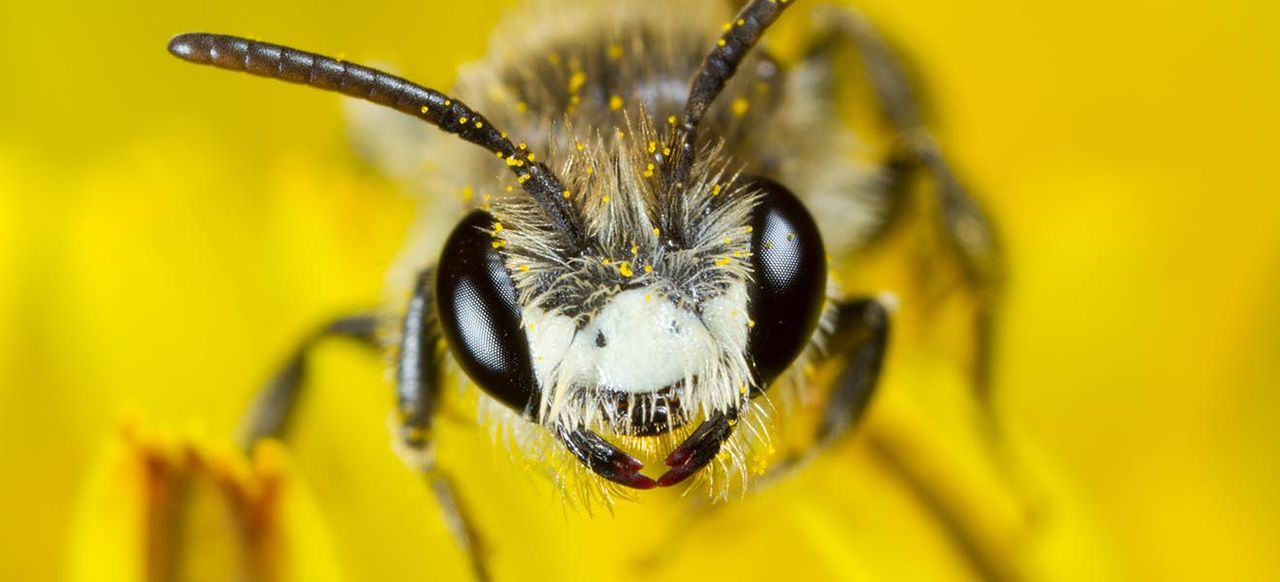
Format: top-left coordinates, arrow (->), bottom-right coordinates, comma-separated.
652,227 -> 661,237
516,101 -> 527,112
644,292 -> 652,302
568,71 -> 586,93
712,184 -> 723,195
562,190 -> 571,198
576,142 -> 585,151
630,244 -> 638,255
586,166 -> 594,175
733,250 -> 743,257
737,18 -> 746,26
616,129 -> 626,138
419,105 -> 429,113
618,262 -> 633,277
609,95 -> 623,110
739,384 -> 749,395
608,44 -> 623,60
475,121 -> 484,129
714,257 -> 731,267
730,309 -> 739,318
718,39 -> 727,47
495,151 -> 504,158
527,322 -> 536,331
518,174 -> 530,184
443,99 -> 451,106
518,143 -> 527,150
505,185 -> 514,192
724,237 -> 733,244
491,240 -> 506,249
748,318 -> 756,328
459,116 -> 468,124
482,193 -> 491,202
505,156 -> 519,166
500,131 -> 508,139
667,115 -> 677,125
527,153 -> 536,161
662,147 -> 671,156
647,141 -> 657,154
746,225 -> 754,233
519,264 -> 530,272
722,22 -> 732,32
732,97 -> 750,117
493,222 -> 504,233
601,258 -> 611,265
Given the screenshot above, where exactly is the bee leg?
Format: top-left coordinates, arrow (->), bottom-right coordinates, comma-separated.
236,313 -> 380,448
816,297 -> 892,447
812,7 -> 1004,404
394,269 -> 492,582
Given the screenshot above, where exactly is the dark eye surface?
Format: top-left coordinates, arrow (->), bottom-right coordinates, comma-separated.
435,210 -> 540,416
745,177 -> 828,386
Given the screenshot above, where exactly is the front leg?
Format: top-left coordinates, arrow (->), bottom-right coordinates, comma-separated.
816,297 -> 892,448
395,269 -> 491,582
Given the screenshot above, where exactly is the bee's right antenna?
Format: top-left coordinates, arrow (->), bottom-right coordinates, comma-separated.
665,0 -> 794,238
167,33 -> 587,251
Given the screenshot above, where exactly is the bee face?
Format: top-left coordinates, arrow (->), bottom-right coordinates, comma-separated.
435,134 -> 829,438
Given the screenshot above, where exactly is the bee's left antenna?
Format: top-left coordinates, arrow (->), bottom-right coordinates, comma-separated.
167,33 -> 586,250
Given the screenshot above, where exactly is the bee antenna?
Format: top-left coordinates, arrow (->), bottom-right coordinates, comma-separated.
666,0 -> 793,238
167,33 -> 587,251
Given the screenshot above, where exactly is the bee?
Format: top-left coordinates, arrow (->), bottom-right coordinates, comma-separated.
168,0 -> 999,579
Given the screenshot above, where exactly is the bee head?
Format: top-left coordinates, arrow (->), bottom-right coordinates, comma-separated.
436,121 -> 827,437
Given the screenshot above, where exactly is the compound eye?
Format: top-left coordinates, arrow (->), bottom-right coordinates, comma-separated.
435,210 -> 540,416
744,177 -> 828,386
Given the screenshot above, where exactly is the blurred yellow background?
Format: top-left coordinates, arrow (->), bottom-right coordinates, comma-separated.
1,0 -> 1277,580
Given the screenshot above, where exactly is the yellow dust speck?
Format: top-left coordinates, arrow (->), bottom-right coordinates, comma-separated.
493,222 -> 504,233
748,318 -> 756,328
500,131 -> 508,138
712,184 -> 722,195
647,141 -> 656,154
731,97 -> 750,117
568,71 -> 586,93
616,129 -> 626,138
516,101 -> 527,113
730,309 -> 739,318
608,44 -> 623,60
482,193 -> 492,202
715,257 -> 731,267
505,156 -> 519,167
419,105 -> 429,113
576,142 -> 585,151
475,121 -> 484,129
527,153 -> 536,161
602,258 -> 611,265
443,99 -> 451,106
518,143 -> 527,150
718,39 -> 727,47
619,262 -> 634,278
662,147 -> 671,156
644,293 -> 652,302
519,264 -> 530,272
518,174 -> 530,184
459,116 -> 468,124
652,227 -> 661,236
527,322 -> 536,331
746,225 -> 754,233
491,240 -> 506,249
667,115 -> 677,125
495,151 -> 504,158
722,22 -> 732,32
602,195 -> 610,203
586,166 -> 594,175
630,245 -> 638,255
737,18 -> 745,26
609,95 -> 623,110
562,190 -> 571,198
644,263 -> 653,273
505,185 -> 514,192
